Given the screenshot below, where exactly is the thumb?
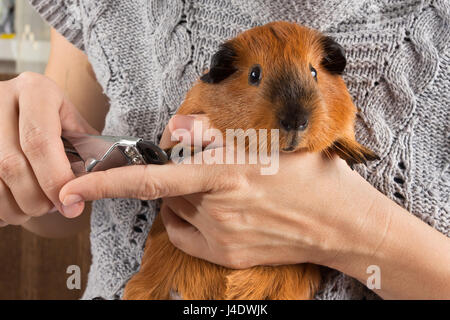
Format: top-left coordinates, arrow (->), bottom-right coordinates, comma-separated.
159,114 -> 217,149
59,162 -> 221,216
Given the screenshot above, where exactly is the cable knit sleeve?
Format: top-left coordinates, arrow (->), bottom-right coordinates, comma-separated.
29,0 -> 84,50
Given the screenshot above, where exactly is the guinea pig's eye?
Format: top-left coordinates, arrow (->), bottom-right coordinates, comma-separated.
248,65 -> 262,86
310,65 -> 317,80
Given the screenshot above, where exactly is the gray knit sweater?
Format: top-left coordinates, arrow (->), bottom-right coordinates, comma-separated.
30,0 -> 449,300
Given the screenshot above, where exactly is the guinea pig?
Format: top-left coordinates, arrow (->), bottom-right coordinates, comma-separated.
123,21 -> 379,300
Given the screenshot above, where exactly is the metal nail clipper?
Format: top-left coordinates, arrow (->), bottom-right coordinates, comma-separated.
61,131 -> 169,176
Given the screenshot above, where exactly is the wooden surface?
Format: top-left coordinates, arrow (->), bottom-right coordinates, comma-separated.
0,73 -> 16,81
0,225 -> 91,300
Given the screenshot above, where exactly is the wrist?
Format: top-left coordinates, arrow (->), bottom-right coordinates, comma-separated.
313,166 -> 393,272
325,188 -> 394,277
322,179 -> 450,299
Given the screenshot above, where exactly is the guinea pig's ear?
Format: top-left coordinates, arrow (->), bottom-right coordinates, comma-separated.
321,36 -> 347,75
201,42 -> 238,84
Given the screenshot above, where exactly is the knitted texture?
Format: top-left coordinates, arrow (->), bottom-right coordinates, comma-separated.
29,0 -> 449,300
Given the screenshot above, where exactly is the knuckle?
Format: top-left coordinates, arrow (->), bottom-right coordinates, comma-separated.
17,71 -> 41,87
22,200 -> 53,217
20,125 -> 50,157
16,72 -> 64,107
209,209 -> 236,223
16,72 -> 41,92
140,167 -> 167,200
0,153 -> 27,184
39,177 -> 60,195
24,208 -> 48,218
142,177 -> 159,199
216,169 -> 249,191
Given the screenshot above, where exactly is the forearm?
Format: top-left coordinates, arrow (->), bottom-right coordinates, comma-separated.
45,28 -> 109,132
329,186 -> 450,299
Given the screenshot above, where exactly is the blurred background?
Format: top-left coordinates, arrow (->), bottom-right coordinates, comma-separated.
0,0 -> 90,299
0,0 -> 49,77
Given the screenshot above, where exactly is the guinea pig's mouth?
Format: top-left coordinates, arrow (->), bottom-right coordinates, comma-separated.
281,131 -> 301,152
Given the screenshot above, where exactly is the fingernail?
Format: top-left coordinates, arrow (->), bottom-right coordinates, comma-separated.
62,195 -> 84,217
62,201 -> 84,218
63,194 -> 84,206
171,115 -> 195,131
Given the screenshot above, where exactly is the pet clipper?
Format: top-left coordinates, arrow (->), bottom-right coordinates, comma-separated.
62,131 -> 169,176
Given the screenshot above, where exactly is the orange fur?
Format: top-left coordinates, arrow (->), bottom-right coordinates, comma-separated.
123,22 -> 377,300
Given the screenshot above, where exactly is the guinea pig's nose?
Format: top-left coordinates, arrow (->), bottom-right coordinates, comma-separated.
279,113 -> 309,132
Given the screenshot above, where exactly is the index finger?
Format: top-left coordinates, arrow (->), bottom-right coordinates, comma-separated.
59,160 -> 232,208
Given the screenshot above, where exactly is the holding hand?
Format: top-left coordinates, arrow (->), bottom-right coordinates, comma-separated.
59,114 -> 385,268
0,73 -> 98,227
60,114 -> 450,299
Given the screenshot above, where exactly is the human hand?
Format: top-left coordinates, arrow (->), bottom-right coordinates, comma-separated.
0,72 -> 98,227
59,114 -> 388,269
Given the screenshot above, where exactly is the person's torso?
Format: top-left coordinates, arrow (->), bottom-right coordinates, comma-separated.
63,0 -> 449,299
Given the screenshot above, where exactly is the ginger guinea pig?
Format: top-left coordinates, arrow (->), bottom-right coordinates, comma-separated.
177,21 -> 378,164
123,21 -> 378,300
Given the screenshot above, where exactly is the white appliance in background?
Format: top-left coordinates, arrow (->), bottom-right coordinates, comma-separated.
0,0 -> 50,74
